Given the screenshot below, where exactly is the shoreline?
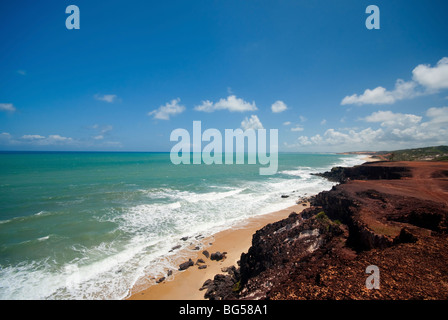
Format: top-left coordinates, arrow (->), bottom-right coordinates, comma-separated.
190,160 -> 448,300
126,155 -> 366,300
361,155 -> 381,162
126,202 -> 310,300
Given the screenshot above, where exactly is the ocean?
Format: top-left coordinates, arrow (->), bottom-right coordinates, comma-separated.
0,152 -> 364,300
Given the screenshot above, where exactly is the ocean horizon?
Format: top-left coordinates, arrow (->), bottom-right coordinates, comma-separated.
0,152 -> 365,300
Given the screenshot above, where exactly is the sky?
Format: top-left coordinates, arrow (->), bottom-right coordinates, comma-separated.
1,0 -> 448,152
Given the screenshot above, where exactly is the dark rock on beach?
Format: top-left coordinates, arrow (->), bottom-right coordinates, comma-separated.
210,251 -> 225,261
179,259 -> 194,271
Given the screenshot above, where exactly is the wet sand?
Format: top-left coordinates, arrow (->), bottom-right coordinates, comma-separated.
127,202 -> 310,300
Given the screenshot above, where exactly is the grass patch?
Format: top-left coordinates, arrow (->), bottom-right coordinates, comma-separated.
316,211 -> 344,231
232,280 -> 242,292
316,211 -> 329,221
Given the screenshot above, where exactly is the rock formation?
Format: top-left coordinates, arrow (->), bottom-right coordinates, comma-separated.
203,161 -> 448,300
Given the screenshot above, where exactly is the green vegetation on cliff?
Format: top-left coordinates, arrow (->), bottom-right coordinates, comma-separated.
377,146 -> 448,161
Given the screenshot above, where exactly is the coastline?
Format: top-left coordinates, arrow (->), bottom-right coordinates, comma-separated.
128,159 -> 448,300
126,154 -> 368,300
200,160 -> 448,300
361,155 -> 381,162
127,202 -> 310,300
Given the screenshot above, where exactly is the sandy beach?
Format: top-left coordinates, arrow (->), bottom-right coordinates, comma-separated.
361,155 -> 381,162
127,202 -> 310,300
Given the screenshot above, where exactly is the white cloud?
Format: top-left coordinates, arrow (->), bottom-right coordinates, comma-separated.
148,98 -> 186,120
364,110 -> 422,127
320,119 -> 327,125
341,80 -> 419,106
341,57 -> 448,106
46,135 -> 74,143
94,94 -> 118,103
291,126 -> 304,132
426,106 -> 448,124
13,134 -> 75,146
21,135 -> 45,140
17,70 -> 26,76
271,100 -> 288,113
299,115 -> 307,122
241,115 -> 264,130
94,135 -> 104,140
289,107 -> 448,151
297,136 -> 312,146
0,103 -> 16,112
283,121 -> 291,126
195,95 -> 257,113
412,57 -> 448,91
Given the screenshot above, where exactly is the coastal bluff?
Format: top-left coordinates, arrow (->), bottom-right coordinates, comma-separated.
203,161 -> 448,300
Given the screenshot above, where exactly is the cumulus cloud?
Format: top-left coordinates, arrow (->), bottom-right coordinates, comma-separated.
426,106 -> 448,124
283,121 -> 291,126
195,95 -> 257,113
341,57 -> 448,106
288,107 -> 448,151
94,94 -> 118,103
241,115 -> 264,130
271,100 -> 288,113
364,110 -> 422,127
0,103 -> 16,112
148,98 -> 186,120
412,57 -> 448,91
341,80 -> 419,105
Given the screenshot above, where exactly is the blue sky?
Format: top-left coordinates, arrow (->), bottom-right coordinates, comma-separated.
1,0 -> 448,152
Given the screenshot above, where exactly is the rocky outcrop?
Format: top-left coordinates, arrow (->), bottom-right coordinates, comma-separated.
312,163 -> 412,183
204,161 -> 448,300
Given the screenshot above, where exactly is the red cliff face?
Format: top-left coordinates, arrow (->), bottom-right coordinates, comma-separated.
204,161 -> 448,300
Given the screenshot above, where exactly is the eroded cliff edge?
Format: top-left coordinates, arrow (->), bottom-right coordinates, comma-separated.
203,161 -> 448,300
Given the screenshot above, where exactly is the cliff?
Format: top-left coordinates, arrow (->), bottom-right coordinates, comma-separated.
203,161 -> 448,300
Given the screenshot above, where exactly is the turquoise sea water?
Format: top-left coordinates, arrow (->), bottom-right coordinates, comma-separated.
0,152 -> 364,299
